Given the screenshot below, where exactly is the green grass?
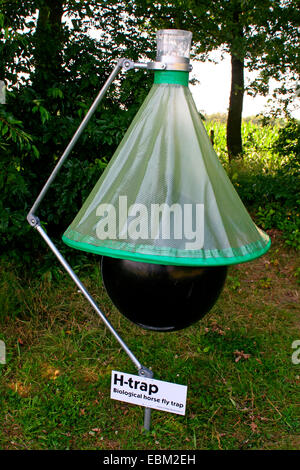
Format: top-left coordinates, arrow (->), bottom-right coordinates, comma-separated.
1,118 -> 299,450
0,233 -> 299,450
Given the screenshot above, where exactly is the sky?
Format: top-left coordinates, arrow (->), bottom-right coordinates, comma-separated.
189,50 -> 300,119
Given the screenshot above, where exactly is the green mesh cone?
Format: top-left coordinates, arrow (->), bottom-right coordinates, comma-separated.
63,71 -> 270,266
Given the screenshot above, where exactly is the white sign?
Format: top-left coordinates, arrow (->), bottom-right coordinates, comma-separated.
110,370 -> 187,415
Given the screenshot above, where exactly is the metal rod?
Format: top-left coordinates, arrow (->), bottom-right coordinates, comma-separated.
28,59 -> 125,218
35,224 -> 143,371
143,407 -> 152,432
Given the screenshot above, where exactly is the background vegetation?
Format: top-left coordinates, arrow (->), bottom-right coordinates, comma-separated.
0,0 -> 299,451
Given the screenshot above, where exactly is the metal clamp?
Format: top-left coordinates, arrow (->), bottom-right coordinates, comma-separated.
148,59 -> 192,72
122,59 -> 148,71
122,58 -> 192,72
27,214 -> 40,227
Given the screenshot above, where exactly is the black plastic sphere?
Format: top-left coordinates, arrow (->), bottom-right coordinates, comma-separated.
101,257 -> 227,332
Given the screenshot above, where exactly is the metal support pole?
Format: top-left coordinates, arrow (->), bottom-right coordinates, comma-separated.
139,366 -> 154,432
26,57 -> 155,431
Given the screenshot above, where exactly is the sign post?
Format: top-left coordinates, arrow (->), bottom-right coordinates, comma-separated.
111,371 -> 188,422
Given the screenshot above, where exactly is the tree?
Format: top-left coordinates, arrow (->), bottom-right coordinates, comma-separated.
133,0 -> 299,160
32,0 -> 65,92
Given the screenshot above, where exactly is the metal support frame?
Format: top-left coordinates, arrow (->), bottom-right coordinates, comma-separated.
27,57 -> 155,430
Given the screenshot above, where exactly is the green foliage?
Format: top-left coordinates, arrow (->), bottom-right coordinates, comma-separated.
204,118 -> 300,250
0,106 -> 35,252
255,204 -> 300,250
205,118 -> 282,170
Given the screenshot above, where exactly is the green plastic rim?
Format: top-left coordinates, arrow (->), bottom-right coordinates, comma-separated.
62,234 -> 271,267
154,70 -> 189,86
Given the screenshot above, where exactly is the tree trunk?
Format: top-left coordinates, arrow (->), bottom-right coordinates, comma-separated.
32,0 -> 64,92
227,53 -> 244,161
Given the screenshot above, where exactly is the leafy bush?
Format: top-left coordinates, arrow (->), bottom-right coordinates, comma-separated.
0,107 -> 36,255
233,173 -> 300,249
255,204 -> 300,249
0,77 -> 150,260
205,118 -> 300,250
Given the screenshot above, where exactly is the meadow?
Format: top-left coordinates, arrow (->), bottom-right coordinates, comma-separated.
0,117 -> 299,450
204,117 -> 281,170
